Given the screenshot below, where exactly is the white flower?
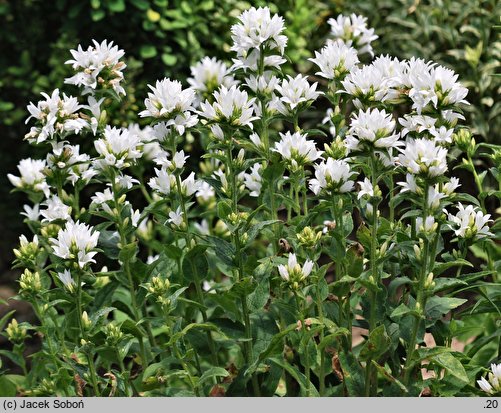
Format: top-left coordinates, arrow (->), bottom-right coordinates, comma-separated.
171,150 -> 189,170
427,185 -> 447,210
398,138 -> 448,178
357,178 -> 374,199
131,209 -> 141,228
340,64 -> 400,108
21,204 -> 40,221
278,253 -> 314,284
231,53 -> 285,72
429,126 -> 453,144
139,78 -> 198,134
127,124 -> 160,160
91,188 -> 114,214
346,108 -> 400,151
442,177 -> 460,195
194,219 -> 211,235
168,207 -> 184,227
40,195 -> 72,223
399,114 -> 437,137
65,39 -> 126,96
416,216 -> 437,233
57,269 -> 76,291
149,167 -> 175,195
243,163 -> 262,197
245,72 -> 280,95
404,60 -> 469,114
178,172 -> 202,197
199,85 -> 257,128
49,221 -> 100,268
25,89 -> 86,144
196,181 -> 215,202
84,96 -> 105,135
397,173 -> 419,194
188,57 -> 237,103
114,173 -> 139,190
230,6 -> 287,63
477,363 -> 501,394
309,158 -> 355,195
8,158 -> 50,197
272,131 -> 323,170
309,41 -> 359,80
445,203 -> 493,239
271,75 -> 322,116
328,14 -> 378,56
94,126 -> 142,170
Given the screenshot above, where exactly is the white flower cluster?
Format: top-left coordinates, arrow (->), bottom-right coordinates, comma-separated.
94,126 -> 142,170
478,363 -> 501,395
49,221 -> 100,268
230,6 -> 287,71
188,57 -> 237,104
65,39 -> 126,96
445,203 -> 493,240
327,14 -> 378,56
139,78 -> 198,136
278,253 -> 314,287
25,89 -> 87,144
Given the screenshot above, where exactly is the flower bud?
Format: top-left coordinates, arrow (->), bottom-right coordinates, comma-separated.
6,319 -> 27,343
19,269 -> 42,296
81,311 -> 92,331
297,226 -> 322,249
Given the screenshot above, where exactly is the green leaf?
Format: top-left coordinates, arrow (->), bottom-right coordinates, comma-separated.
161,53 -> 177,66
198,367 -> 229,386
268,357 -> 319,396
425,296 -> 467,320
0,375 -> 26,396
338,351 -> 365,396
433,259 -> 473,276
182,245 -> 208,282
108,0 -> 125,12
431,352 -> 469,385
140,45 -> 157,59
0,310 -> 16,332
205,235 -> 235,267
359,324 -> 391,361
247,276 -> 269,313
121,319 -> 147,340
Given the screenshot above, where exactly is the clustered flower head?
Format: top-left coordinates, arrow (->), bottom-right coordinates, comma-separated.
272,131 -> 323,171
445,203 -> 493,240
278,253 -> 314,289
49,221 -> 100,268
230,6 -> 287,71
477,363 -> 501,395
309,41 -> 359,81
309,158 -> 355,195
327,14 -> 378,56
8,158 -> 50,197
346,108 -> 400,152
398,138 -> 448,178
25,89 -> 87,144
94,126 -> 142,170
140,78 -> 198,135
199,85 -> 257,129
188,57 -> 237,103
271,75 -> 322,116
65,39 -> 126,96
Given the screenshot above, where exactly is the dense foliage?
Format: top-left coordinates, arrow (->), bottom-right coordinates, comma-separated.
0,1 -> 500,398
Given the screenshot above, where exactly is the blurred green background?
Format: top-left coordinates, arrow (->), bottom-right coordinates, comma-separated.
0,0 -> 499,280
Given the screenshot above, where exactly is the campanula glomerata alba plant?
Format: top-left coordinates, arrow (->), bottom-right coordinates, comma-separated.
2,6 -> 500,397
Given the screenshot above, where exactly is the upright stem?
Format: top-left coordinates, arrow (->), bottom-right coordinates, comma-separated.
316,287 -> 326,396
365,155 -> 380,396
226,141 -> 260,396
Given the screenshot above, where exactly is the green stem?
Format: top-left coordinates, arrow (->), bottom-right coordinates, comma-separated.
226,141 -> 260,396
467,153 -> 486,212
317,288 -> 326,396
294,291 -> 311,396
